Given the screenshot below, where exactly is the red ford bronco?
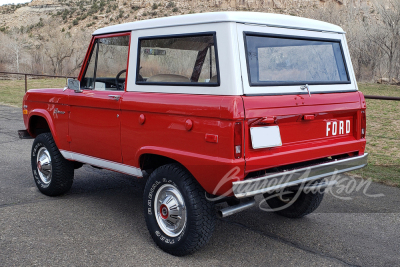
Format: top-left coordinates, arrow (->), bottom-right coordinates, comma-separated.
20,12 -> 368,255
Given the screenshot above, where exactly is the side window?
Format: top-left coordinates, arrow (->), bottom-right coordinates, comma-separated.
137,33 -> 219,86
81,34 -> 130,91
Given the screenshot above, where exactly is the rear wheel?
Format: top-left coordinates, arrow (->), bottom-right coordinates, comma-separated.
31,132 -> 74,196
263,184 -> 324,218
143,163 -> 215,256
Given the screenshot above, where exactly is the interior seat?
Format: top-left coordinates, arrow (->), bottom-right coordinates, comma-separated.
147,74 -> 190,83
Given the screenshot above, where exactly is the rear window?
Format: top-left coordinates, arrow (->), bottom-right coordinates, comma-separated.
244,33 -> 350,86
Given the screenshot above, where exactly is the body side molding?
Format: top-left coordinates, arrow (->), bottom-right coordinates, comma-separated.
60,150 -> 143,177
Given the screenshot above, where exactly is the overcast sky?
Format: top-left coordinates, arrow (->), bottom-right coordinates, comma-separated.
0,0 -> 31,5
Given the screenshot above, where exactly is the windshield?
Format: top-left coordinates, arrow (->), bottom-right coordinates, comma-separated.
244,34 -> 350,86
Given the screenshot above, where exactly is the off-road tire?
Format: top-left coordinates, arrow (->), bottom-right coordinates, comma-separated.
264,186 -> 324,218
143,163 -> 216,256
31,132 -> 74,196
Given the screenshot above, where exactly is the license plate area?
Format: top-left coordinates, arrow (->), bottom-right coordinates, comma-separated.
250,126 -> 282,149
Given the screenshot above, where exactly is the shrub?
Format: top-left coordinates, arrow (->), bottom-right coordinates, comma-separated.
167,1 -> 175,8
118,10 -> 124,19
152,3 -> 158,10
172,7 -> 178,12
72,19 -> 79,25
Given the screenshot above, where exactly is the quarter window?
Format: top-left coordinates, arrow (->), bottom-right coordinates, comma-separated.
81,35 -> 130,91
137,33 -> 219,86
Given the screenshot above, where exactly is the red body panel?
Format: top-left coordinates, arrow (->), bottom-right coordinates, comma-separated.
23,88 -> 366,196
23,89 -> 70,151
68,90 -> 124,162
120,92 -> 245,194
242,92 -> 366,174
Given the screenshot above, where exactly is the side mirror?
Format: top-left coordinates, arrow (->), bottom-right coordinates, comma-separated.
64,78 -> 82,93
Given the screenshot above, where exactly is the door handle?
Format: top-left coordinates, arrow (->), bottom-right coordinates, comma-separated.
108,95 -> 121,101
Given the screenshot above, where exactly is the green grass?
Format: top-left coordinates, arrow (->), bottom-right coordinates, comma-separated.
354,83 -> 400,187
0,78 -> 66,107
0,79 -> 399,186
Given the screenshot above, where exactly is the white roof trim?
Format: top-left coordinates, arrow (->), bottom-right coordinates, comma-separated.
93,12 -> 345,36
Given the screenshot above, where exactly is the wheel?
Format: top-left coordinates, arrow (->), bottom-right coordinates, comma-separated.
31,132 -> 74,196
263,182 -> 324,218
143,163 -> 216,256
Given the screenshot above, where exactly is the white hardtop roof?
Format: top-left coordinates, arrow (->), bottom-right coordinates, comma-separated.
93,11 -> 345,36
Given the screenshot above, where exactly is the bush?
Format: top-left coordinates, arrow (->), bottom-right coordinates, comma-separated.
152,3 -> 158,10
118,10 -> 124,19
72,19 -> 79,25
167,1 -> 175,8
172,7 -> 178,12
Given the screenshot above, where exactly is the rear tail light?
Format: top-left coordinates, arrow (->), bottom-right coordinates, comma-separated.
234,122 -> 243,159
361,110 -> 366,138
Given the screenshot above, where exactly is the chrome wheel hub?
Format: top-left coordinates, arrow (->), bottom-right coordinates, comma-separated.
154,184 -> 186,237
36,147 -> 52,184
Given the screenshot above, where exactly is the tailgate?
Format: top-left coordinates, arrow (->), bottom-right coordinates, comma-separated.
243,92 -> 366,173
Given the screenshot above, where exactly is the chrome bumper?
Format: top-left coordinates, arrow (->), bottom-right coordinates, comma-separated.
232,153 -> 368,198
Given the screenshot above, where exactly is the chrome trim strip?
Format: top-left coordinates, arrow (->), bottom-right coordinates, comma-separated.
59,150 -> 143,178
232,153 -> 368,198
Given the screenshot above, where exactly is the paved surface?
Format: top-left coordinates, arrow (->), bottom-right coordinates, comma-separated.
0,104 -> 399,266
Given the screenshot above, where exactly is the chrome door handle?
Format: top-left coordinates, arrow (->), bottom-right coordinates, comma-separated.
108,95 -> 121,100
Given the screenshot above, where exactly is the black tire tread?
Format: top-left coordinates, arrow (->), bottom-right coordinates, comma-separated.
265,189 -> 324,218
32,132 -> 74,196
144,163 -> 215,256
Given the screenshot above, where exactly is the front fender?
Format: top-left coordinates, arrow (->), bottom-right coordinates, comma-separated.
28,109 -> 62,150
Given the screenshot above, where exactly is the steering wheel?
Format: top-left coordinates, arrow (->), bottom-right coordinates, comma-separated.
115,69 -> 127,90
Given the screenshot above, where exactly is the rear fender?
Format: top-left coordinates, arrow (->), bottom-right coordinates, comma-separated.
136,146 -> 245,196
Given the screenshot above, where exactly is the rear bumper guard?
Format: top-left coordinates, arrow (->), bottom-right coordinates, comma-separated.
232,153 -> 368,198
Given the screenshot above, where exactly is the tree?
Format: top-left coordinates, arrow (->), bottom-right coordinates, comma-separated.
364,0 -> 400,81
43,26 -> 75,75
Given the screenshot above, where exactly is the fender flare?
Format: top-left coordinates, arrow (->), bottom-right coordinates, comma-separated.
28,109 -> 62,149
135,146 -> 245,195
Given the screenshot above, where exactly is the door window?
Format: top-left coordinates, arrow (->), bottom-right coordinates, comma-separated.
81,34 -> 130,91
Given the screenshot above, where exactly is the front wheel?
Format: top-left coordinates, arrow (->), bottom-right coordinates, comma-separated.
31,132 -> 74,196
143,164 -> 215,256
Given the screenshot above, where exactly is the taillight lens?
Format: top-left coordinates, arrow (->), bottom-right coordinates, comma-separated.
361,110 -> 366,138
234,122 -> 242,158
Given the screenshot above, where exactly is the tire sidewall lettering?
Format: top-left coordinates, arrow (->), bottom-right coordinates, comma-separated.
146,177 -> 186,245
32,141 -> 50,189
